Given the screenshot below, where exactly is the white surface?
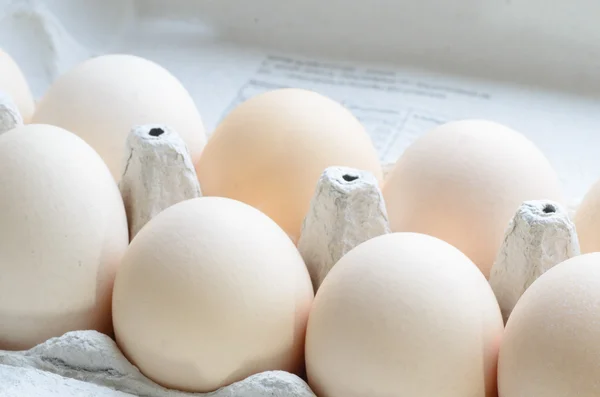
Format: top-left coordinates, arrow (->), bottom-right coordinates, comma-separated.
0,331 -> 315,397
1,0 -> 599,205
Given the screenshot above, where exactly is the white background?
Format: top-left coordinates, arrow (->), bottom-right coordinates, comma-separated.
1,0 -> 599,206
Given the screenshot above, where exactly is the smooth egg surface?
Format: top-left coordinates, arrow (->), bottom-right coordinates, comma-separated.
0,124 -> 128,350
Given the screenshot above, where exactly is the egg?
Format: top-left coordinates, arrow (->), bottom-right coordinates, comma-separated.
112,196 -> 314,393
0,49 -> 35,123
305,232 -> 503,397
382,119 -> 564,278
31,54 -> 206,180
0,124 -> 128,350
196,88 -> 382,243
497,253 -> 600,396
574,180 -> 600,253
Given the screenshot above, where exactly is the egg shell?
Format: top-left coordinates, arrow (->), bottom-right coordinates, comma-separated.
31,54 -> 206,181
0,124 -> 128,350
0,49 -> 35,123
112,196 -> 314,393
573,179 -> 600,253
497,253 -> 600,396
196,88 -> 383,243
305,232 -> 504,397
382,119 -> 564,278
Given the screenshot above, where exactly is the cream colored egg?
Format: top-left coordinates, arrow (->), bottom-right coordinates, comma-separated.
574,180 -> 600,253
32,54 -> 206,180
498,253 -> 600,396
0,124 -> 128,350
196,88 -> 382,243
0,49 -> 35,123
382,119 -> 564,278
305,232 -> 504,397
112,196 -> 314,393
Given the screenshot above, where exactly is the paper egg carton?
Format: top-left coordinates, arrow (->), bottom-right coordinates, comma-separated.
0,331 -> 315,397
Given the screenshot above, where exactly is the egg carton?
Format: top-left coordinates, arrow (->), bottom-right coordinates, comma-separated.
0,98 -> 581,395
0,331 -> 315,397
0,92 -> 23,134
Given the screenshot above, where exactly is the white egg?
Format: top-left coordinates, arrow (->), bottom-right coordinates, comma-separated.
32,54 -> 206,180
112,196 -> 314,393
383,119 -> 564,278
0,124 -> 128,350
574,179 -> 600,253
196,88 -> 382,243
498,253 -> 600,396
306,232 -> 504,397
0,49 -> 35,123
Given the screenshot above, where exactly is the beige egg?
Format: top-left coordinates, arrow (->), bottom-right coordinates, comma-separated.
0,49 -> 35,123
0,124 -> 128,350
574,180 -> 600,253
32,54 -> 206,181
305,232 -> 504,397
498,253 -> 600,396
196,88 -> 382,243
382,119 -> 564,278
112,196 -> 314,393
